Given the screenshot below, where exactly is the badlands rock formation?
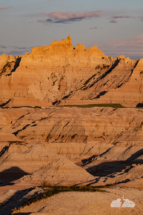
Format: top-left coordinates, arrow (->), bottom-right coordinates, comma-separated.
0,36 -> 143,214
0,36 -> 143,107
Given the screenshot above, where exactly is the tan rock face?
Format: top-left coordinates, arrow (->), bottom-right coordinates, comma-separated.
1,36 -> 143,107
0,36 -> 114,107
0,37 -> 143,214
7,107 -> 143,146
98,59 -> 143,107
0,36 -> 143,107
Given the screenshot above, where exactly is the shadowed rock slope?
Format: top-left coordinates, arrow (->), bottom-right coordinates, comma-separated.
8,107 -> 143,146
0,106 -> 143,189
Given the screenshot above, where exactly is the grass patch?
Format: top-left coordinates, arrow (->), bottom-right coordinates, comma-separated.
83,74 -> 97,86
40,183 -> 108,192
58,104 -> 125,108
12,184 -> 107,214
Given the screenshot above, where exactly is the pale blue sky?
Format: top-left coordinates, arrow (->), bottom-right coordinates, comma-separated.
0,0 -> 143,59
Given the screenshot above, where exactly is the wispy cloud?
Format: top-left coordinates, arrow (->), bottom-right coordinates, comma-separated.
0,45 -> 32,56
37,11 -> 102,24
109,15 -> 138,23
0,7 -> 12,11
89,26 -> 103,30
0,45 -> 7,49
89,26 -> 98,30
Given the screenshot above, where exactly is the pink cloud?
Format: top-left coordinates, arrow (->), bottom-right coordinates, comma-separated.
0,7 -> 12,11
43,11 -> 102,20
38,11 -> 102,24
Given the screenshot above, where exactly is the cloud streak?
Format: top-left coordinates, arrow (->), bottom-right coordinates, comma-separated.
109,15 -> 139,23
38,11 -> 102,24
0,7 -> 12,11
0,45 -> 32,56
89,26 -> 98,30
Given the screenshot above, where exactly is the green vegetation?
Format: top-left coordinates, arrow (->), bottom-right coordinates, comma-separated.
83,74 -> 97,86
41,183 -> 108,193
81,68 -> 108,90
58,104 -> 125,108
11,184 -> 108,214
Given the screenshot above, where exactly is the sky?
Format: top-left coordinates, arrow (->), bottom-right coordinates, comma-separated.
0,0 -> 143,59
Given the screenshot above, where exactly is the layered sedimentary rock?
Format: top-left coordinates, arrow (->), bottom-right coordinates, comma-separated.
9,107 -> 143,146
0,37 -> 143,214
2,36 -> 143,107
97,58 -> 143,107
0,36 -> 110,107
0,144 -> 94,186
0,106 -> 143,189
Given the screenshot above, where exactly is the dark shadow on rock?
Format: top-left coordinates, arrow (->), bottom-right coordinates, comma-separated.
31,124 -> 37,127
80,147 -> 113,167
6,57 -> 21,76
89,59 -> 119,89
128,60 -> 139,79
0,145 -> 9,157
80,155 -> 99,166
127,148 -> 143,161
116,83 -> 124,89
0,166 -> 29,186
0,99 -> 11,107
136,103 -> 143,107
86,178 -> 101,186
13,124 -> 30,136
116,60 -> 139,90
86,160 -> 143,177
0,188 -> 34,215
62,93 -> 72,100
52,100 -> 60,105
95,91 -> 108,99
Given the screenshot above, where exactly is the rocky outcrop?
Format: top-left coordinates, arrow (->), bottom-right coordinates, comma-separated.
0,36 -> 115,107
0,37 -> 143,214
0,36 -> 143,106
